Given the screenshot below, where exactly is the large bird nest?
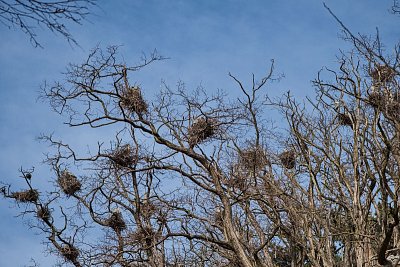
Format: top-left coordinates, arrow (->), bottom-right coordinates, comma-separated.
129,226 -> 160,247
367,91 -> 386,109
239,145 -> 269,171
385,100 -> 400,120
106,211 -> 126,232
337,113 -> 352,126
279,150 -> 296,169
120,86 -> 148,115
111,144 -> 136,167
370,65 -> 395,84
37,206 -> 51,220
141,201 -> 157,218
188,117 -> 218,147
57,170 -> 81,196
11,189 -> 39,203
60,244 -> 79,262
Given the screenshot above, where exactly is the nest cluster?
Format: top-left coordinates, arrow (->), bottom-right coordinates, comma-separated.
279,150 -> 296,169
337,113 -> 352,126
37,206 -> 51,220
370,65 -> 395,84
239,146 -> 269,171
57,170 -> 81,196
60,244 -> 79,262
11,189 -> 39,203
111,144 -> 136,167
106,212 -> 126,232
121,86 -> 148,115
188,117 -> 218,147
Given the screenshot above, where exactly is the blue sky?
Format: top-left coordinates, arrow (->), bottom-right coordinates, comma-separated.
0,0 -> 398,265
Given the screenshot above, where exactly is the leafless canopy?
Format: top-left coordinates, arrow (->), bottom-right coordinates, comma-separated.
0,0 -> 95,47
2,7 -> 400,266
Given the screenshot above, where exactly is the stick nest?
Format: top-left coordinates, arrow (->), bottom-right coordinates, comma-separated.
188,117 -> 218,147
121,86 -> 148,115
106,212 -> 126,232
111,144 -> 136,167
60,244 -> 79,262
11,189 -> 39,203
129,226 -> 160,247
368,91 -> 386,109
141,201 -> 157,218
279,150 -> 296,169
37,206 -> 51,220
337,113 -> 352,126
370,65 -> 395,83
239,146 -> 269,171
57,170 -> 81,196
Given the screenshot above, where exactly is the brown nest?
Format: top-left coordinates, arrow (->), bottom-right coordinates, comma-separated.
60,244 -> 79,262
140,201 -> 157,218
11,189 -> 39,203
337,113 -> 352,126
111,144 -> 135,167
188,117 -> 218,147
121,86 -> 148,115
106,212 -> 126,232
239,146 -> 269,171
129,226 -> 159,247
370,65 -> 395,83
229,175 -> 247,191
37,206 -> 51,220
279,150 -> 296,169
385,100 -> 400,120
368,91 -> 386,109
57,170 -> 81,196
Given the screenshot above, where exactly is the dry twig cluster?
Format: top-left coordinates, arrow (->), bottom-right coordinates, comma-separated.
337,113 -> 352,126
111,144 -> 136,167
37,206 -> 51,220
129,226 -> 159,247
279,150 -> 296,169
60,244 -> 79,262
370,65 -> 395,84
106,212 -> 126,232
11,189 -> 39,203
188,117 -> 218,147
57,170 -> 81,195
121,87 -> 148,115
239,145 -> 269,171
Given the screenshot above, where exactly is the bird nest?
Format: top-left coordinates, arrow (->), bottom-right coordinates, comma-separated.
188,117 -> 218,147
385,100 -> 400,120
106,212 -> 126,232
239,146 -> 269,171
279,150 -> 296,169
141,201 -> 157,218
11,189 -> 39,203
370,65 -> 395,83
337,113 -> 352,126
129,226 -> 160,247
60,244 -> 79,262
368,91 -> 386,109
57,170 -> 81,196
37,206 -> 51,220
120,86 -> 148,115
111,144 -> 136,167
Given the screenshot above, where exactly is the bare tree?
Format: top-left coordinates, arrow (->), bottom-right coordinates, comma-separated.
2,6 -> 400,267
0,0 -> 96,47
